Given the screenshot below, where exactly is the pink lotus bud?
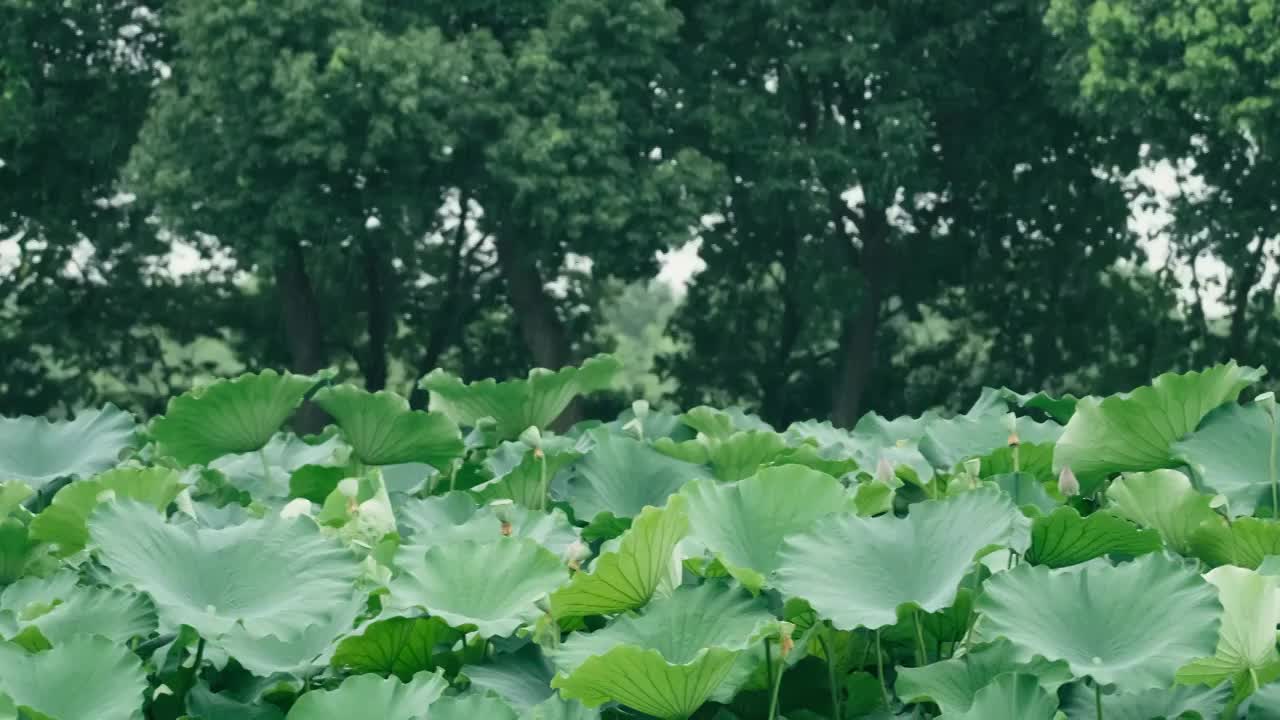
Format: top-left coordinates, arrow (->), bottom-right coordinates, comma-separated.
875,457 -> 895,484
1058,466 -> 1080,497
778,621 -> 796,658
1007,431 -> 1020,447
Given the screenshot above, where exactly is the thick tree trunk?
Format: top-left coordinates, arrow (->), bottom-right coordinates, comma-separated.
830,209 -> 889,428
360,236 -> 392,391
277,237 -> 327,433
494,232 -> 581,429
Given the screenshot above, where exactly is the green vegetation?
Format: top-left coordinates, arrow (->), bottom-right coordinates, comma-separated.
0,357 -> 1277,718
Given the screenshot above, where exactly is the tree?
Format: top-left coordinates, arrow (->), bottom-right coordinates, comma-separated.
666,0 -> 1146,426
1047,0 -> 1280,372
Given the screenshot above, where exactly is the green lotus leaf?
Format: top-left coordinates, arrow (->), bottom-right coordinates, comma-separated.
1108,470 -> 1220,554
1251,681 -> 1280,719
212,433 -> 349,499
1026,506 -> 1162,568
463,644 -> 566,710
216,594 -> 362,676
550,583 -> 777,718
987,472 -> 1058,515
935,673 -> 1060,720
563,429 -> 710,521
920,408 -> 1062,471
1061,682 -> 1231,720
284,671 -> 447,720
476,436 -> 586,508
977,553 -> 1222,692
388,538 -> 566,638
1054,362 -> 1264,494
681,465 -> 848,591
775,487 -> 1024,629
0,483 -> 31,519
398,492 -> 580,558
30,466 -> 183,555
0,570 -> 77,617
89,499 -> 361,639
330,615 -> 466,681
853,478 -> 896,516
979,442 -> 1055,484
420,354 -> 621,439
1192,517 -> 1280,569
524,697 -> 600,720
895,638 -> 1072,715
550,497 -> 688,618
312,385 -> 462,469
0,519 -> 50,585
0,405 -> 136,488
151,369 -> 322,465
654,427 -> 789,483
1173,400 -> 1277,516
983,387 -> 1080,423
0,634 -> 146,720
186,684 -> 286,720
1177,565 -> 1280,688
26,584 -> 157,646
430,694 -> 519,720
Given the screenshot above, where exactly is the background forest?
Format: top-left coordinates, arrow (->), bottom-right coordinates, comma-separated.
4,0 -> 1279,427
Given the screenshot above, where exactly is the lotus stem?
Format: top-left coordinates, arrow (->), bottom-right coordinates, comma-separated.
875,628 -> 890,709
765,639 -> 784,720
258,448 -> 272,487
537,450 -> 549,512
817,626 -> 842,720
913,609 -> 928,666
1269,410 -> 1278,517
1094,680 -> 1103,720
449,459 -> 459,493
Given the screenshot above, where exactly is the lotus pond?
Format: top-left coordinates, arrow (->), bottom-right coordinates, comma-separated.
2,357 -> 1280,719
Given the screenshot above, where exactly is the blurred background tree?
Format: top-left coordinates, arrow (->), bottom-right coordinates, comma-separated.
2,0 -> 1275,424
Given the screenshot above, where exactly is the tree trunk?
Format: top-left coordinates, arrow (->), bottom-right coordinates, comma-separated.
360,236 -> 392,391
830,209 -> 889,428
277,237 -> 327,433
1226,239 -> 1267,362
494,232 -> 580,429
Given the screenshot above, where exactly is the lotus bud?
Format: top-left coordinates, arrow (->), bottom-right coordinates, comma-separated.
488,498 -> 515,526
962,458 -> 981,489
564,540 -> 589,571
778,621 -> 796,658
1058,466 -> 1080,497
1257,392 -> 1277,419
500,521 -> 513,536
875,457 -> 895,485
632,399 -> 650,419
280,498 -> 313,519
337,478 -> 360,498
519,426 -> 543,449
1006,431 -> 1020,447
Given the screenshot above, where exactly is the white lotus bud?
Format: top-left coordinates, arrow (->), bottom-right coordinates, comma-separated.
519,426 -> 543,449
875,457 -> 895,484
280,498 -> 313,519
337,478 -> 360,498
631,400 -> 650,419
1257,392 -> 1277,419
564,540 -> 589,571
1058,466 -> 1080,497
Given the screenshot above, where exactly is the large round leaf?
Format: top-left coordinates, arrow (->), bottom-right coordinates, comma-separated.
775,487 -> 1024,629
0,405 -> 135,487
89,499 -> 361,639
151,369 -> 321,465
550,497 -> 688,618
977,553 -> 1221,692
935,673 -> 1060,720
211,433 -> 349,499
478,436 -> 587,509
1025,506 -> 1162,569
430,694 -> 519,720
1108,470 -> 1219,555
681,464 -> 848,591
331,615 -> 465,681
895,638 -> 1072,715
312,385 -> 462,469
0,634 -> 146,720
421,354 -> 620,439
398,492 -> 580,558
1061,681 -> 1231,720
1173,400 -> 1277,516
28,584 -> 157,646
550,582 -> 777,719
388,538 -> 566,638
1177,565 -> 1280,688
285,671 -> 447,720
562,428 -> 711,522
1054,362 -> 1263,493
30,466 -> 183,555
